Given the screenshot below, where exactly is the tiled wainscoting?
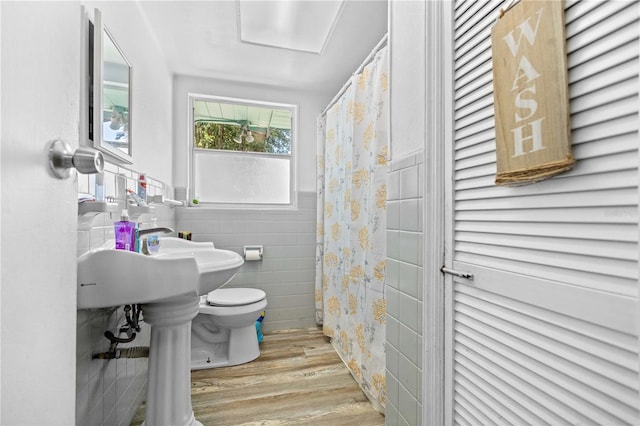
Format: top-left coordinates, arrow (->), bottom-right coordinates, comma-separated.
176,192 -> 318,332
76,166 -> 175,426
385,151 -> 424,426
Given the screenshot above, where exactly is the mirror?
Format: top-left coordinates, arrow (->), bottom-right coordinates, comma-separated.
89,9 -> 133,164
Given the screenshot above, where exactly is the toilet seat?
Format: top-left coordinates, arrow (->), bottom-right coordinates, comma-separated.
206,288 -> 266,307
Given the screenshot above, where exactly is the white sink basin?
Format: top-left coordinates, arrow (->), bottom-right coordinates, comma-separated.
77,237 -> 244,309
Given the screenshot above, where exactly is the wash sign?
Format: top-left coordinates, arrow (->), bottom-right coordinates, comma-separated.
491,0 -> 574,186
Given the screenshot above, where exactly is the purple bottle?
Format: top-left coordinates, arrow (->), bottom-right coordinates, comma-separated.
114,209 -> 136,251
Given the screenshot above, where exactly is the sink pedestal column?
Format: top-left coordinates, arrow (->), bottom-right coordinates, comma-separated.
141,295 -> 202,426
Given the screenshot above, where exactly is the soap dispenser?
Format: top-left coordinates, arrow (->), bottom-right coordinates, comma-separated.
114,209 -> 136,251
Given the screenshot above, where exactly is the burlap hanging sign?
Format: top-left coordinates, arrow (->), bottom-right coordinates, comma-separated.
491,0 -> 574,186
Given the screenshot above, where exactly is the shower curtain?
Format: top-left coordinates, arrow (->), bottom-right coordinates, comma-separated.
315,45 -> 388,410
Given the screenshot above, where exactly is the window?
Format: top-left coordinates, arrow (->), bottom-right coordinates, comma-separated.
189,95 -> 296,206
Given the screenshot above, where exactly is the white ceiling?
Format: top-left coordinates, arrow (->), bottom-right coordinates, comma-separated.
136,0 -> 388,96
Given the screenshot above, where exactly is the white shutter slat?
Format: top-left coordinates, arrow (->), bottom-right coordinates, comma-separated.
571,95 -> 638,129
572,131 -> 637,157
570,59 -> 638,103
455,366 -> 531,425
456,324 -> 634,425
457,354 -> 568,426
453,115 -> 494,142
567,21 -> 638,70
455,282 -> 638,354
455,158 -> 496,181
456,187 -> 637,210
454,83 -> 494,113
456,165 -> 637,193
455,392 -> 493,426
456,335 -> 602,426
455,242 -> 636,285
456,163 -> 496,182
456,231 -> 636,261
454,93 -> 494,124
454,0 -> 501,39
454,128 -> 495,152
455,38 -> 492,77
570,76 -> 638,116
456,295 -> 639,391
456,221 -> 636,243
458,314 -> 638,424
454,63 -> 493,99
565,1 -> 637,49
564,0 -> 605,25
455,206 -> 637,225
571,113 -> 637,144
454,104 -> 494,133
456,351 -> 581,426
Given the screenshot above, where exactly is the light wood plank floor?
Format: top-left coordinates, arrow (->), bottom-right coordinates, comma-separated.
131,328 -> 385,425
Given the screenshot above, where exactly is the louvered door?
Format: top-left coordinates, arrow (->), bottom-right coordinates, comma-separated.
446,1 -> 640,424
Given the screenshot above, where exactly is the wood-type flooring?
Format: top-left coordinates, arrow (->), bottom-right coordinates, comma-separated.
131,327 -> 385,425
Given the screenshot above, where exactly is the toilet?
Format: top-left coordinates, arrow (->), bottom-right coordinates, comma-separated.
190,287 -> 267,370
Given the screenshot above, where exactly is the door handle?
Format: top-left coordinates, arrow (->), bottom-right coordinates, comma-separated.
48,140 -> 104,179
440,266 -> 474,280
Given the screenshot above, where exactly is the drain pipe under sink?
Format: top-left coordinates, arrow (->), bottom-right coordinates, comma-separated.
93,346 -> 149,360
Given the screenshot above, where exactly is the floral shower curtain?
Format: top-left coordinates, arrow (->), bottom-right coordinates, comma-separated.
315,45 -> 389,410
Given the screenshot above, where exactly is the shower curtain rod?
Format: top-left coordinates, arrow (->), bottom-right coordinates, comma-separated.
321,33 -> 388,116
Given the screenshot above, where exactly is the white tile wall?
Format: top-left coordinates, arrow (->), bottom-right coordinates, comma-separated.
76,165 -> 176,426
386,151 -> 424,426
176,192 -> 318,332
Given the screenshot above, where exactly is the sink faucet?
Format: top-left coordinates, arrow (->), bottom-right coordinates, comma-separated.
138,227 -> 174,237
138,227 -> 174,255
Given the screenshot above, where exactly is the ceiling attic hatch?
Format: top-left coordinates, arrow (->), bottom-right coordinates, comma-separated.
237,0 -> 344,54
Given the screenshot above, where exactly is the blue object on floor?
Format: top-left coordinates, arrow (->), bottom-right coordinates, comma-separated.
256,311 -> 265,343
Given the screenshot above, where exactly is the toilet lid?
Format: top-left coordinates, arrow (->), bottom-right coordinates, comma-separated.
206,288 -> 266,306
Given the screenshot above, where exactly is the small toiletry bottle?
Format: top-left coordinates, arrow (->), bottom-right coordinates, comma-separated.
116,173 -> 127,204
134,223 -> 141,253
95,172 -> 105,202
137,174 -> 147,204
147,218 -> 160,254
114,209 -> 136,251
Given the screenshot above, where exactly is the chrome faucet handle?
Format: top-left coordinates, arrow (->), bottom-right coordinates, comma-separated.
138,227 -> 175,236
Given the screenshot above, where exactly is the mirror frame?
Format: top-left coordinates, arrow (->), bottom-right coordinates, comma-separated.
90,9 -> 133,164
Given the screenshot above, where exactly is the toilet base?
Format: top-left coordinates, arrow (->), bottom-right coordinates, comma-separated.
191,323 -> 261,370
191,346 -> 229,369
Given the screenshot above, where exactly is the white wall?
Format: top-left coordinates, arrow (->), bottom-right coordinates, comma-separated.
387,1 -> 428,425
1,2 -> 80,423
0,1 -> 4,421
389,0 -> 426,160
82,1 -> 173,185
172,75 -> 328,195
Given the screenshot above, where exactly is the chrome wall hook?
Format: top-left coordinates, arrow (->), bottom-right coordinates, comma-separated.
48,140 -> 105,179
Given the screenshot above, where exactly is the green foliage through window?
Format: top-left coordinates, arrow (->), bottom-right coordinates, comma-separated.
194,122 -> 291,155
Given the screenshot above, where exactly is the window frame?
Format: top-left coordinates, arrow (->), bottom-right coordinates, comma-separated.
187,93 -> 298,209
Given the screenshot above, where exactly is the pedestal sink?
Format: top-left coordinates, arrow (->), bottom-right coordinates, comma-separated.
77,237 -> 244,426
